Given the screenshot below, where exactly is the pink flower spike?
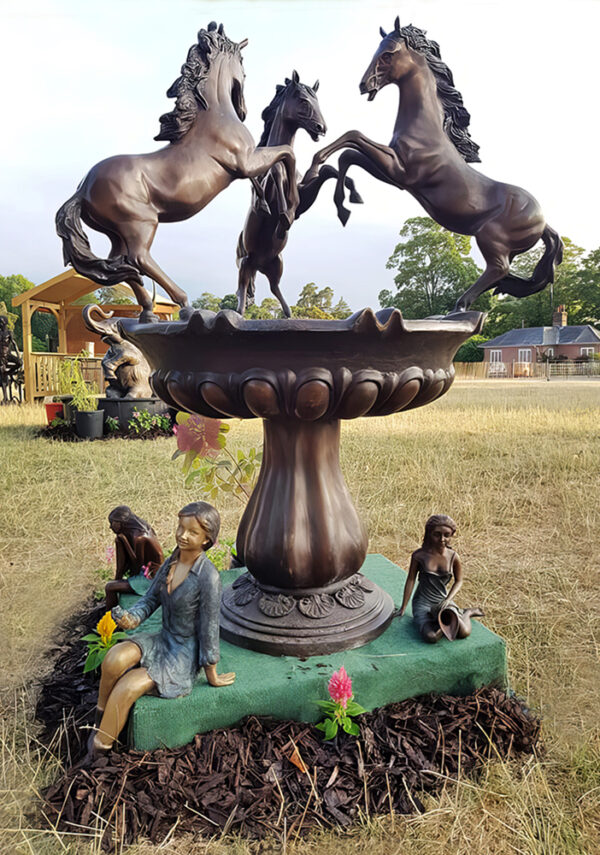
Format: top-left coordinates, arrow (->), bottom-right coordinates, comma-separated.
142,563 -> 151,578
105,545 -> 115,564
328,666 -> 353,709
172,425 -> 178,435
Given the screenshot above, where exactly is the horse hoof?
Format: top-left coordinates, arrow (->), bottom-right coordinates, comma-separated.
349,191 -> 364,204
337,207 -> 351,227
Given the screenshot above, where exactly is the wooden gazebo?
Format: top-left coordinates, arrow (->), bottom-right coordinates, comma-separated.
12,270 -> 176,402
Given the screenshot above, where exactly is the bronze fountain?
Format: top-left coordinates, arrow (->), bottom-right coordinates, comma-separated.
57,20 -> 559,657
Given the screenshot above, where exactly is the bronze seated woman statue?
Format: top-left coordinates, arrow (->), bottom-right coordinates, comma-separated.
89,501 -> 235,758
104,506 -> 164,609
399,514 -> 484,643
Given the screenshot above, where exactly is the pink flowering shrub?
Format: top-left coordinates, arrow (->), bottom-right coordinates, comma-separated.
315,666 -> 366,740
172,412 -> 262,504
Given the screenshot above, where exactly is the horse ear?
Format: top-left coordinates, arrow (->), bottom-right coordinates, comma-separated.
218,23 -> 224,35
276,84 -> 285,94
292,70 -> 300,83
284,77 -> 291,85
394,16 -> 401,32
207,21 -> 217,31
238,38 -> 248,49
313,79 -> 319,91
380,26 -> 387,38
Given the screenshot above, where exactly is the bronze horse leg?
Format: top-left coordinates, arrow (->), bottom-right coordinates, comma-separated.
115,219 -> 191,319
263,255 -> 290,318
296,164 -> 363,220
236,253 -> 256,317
332,149 -> 401,225
304,130 -> 406,189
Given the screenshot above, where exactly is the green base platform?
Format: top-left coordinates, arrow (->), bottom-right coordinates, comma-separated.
121,554 -> 507,751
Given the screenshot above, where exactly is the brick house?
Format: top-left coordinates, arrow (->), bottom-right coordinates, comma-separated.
480,307 -> 600,370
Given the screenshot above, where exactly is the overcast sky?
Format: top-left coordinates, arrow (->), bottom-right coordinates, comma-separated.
1,0 -> 598,310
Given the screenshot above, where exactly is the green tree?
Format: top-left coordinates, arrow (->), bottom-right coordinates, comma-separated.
574,248 -> 600,326
331,297 -> 352,319
219,294 -> 238,311
454,334 -> 486,362
381,218 -> 485,317
192,292 -> 221,312
245,298 -> 284,319
296,283 -> 334,312
0,274 -> 36,348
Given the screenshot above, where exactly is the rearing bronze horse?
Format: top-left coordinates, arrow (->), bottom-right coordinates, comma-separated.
304,19 -> 563,311
56,23 -> 299,321
236,71 -> 362,317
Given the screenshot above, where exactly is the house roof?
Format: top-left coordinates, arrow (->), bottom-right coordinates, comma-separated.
480,325 -> 600,348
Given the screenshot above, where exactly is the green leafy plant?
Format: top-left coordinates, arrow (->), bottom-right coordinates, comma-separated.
128,409 -> 172,435
105,415 -> 120,433
82,612 -> 128,672
172,413 -> 262,504
315,666 -> 366,740
61,354 -> 98,412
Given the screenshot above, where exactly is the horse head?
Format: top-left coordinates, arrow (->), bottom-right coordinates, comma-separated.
261,71 -> 326,145
360,17 -> 419,99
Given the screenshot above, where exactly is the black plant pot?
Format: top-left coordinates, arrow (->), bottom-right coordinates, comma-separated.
75,410 -> 104,439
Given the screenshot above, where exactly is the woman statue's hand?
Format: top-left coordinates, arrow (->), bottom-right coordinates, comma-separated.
204,664 -> 236,687
111,605 -> 141,630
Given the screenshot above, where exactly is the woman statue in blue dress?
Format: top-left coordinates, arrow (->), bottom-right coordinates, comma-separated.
399,514 -> 484,643
89,501 -> 235,757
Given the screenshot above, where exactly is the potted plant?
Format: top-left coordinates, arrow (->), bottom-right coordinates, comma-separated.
56,359 -> 79,423
70,364 -> 103,439
44,400 -> 64,424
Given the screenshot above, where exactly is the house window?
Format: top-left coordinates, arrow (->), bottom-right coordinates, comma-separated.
490,349 -> 502,363
581,347 -> 595,356
518,349 -> 532,362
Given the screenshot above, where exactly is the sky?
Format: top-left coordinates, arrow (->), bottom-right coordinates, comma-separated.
1,0 -> 599,311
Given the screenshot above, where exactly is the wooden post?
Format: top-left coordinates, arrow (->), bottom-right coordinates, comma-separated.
58,301 -> 67,354
22,299 -> 34,403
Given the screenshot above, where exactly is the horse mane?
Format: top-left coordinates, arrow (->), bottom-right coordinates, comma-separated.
258,75 -> 316,147
399,24 -> 481,163
155,22 -> 240,143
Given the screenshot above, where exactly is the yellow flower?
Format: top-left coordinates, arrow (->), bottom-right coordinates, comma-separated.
96,611 -> 117,646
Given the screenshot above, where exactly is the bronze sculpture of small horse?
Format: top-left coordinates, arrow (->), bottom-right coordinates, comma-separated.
56,22 -> 299,322
304,18 -> 563,311
236,71 -> 362,317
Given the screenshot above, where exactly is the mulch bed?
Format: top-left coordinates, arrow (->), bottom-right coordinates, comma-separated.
37,423 -> 173,442
37,603 -> 541,848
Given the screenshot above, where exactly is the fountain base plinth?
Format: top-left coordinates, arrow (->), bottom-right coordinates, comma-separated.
220,571 -> 394,656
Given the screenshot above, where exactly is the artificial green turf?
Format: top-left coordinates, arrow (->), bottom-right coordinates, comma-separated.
122,554 -> 506,751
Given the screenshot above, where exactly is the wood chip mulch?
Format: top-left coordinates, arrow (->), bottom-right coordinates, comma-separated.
37,603 -> 541,847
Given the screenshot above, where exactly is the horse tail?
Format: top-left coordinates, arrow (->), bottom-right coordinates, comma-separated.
494,226 -> 564,299
55,191 -> 144,287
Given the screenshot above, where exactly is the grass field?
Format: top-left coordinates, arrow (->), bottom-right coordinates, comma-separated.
1,380 -> 599,854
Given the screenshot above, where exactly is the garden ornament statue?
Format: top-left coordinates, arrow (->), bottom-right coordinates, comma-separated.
303,18 -> 563,311
0,315 -> 23,404
89,501 -> 235,758
83,305 -> 153,399
56,22 -> 299,323
399,514 -> 484,643
104,505 -> 164,609
236,71 -> 362,317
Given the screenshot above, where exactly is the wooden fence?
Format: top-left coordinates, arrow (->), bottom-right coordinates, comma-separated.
30,353 -> 103,400
454,361 -> 600,380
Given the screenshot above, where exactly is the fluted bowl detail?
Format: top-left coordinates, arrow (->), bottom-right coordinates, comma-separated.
119,308 -> 485,421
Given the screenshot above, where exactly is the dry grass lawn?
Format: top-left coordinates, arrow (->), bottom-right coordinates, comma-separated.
1,379 -> 599,854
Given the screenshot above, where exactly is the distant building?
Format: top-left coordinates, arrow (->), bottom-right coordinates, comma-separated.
480,307 -> 600,370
